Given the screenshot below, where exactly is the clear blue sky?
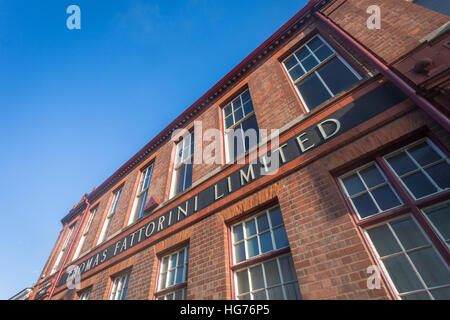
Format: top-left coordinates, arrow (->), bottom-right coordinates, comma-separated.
0,0 -> 308,299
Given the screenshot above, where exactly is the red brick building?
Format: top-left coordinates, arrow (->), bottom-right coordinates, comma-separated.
31,0 -> 450,300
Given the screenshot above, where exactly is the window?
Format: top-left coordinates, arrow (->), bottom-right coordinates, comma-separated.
109,271 -> 131,300
423,201 -> 450,249
338,138 -> 450,300
283,35 -> 361,112
384,140 -> 449,200
97,187 -> 122,245
78,288 -> 91,300
223,89 -> 260,162
129,164 -> 154,224
412,0 -> 450,16
156,246 -> 189,300
51,224 -> 75,275
340,163 -> 403,219
231,206 -> 301,300
73,207 -> 97,261
170,132 -> 194,198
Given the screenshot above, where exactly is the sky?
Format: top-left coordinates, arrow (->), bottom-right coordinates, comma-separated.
0,0 -> 308,299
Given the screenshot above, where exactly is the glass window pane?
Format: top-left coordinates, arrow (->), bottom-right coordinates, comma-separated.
269,207 -> 284,227
264,260 -> 281,286
295,48 -> 309,61
367,225 -> 402,257
352,193 -> 379,218
273,227 -> 289,249
425,162 -> 450,189
390,217 -> 429,250
301,55 -> 319,72
184,163 -> 193,190
314,45 -> 333,62
279,256 -> 297,282
168,269 -> 176,286
161,257 -> 169,272
238,294 -> 251,300
402,292 -> 430,300
371,185 -> 401,211
402,171 -> 437,199
267,286 -> 284,300
408,142 -> 441,166
170,254 -> 177,268
359,165 -> 385,188
178,250 -> 185,267
408,247 -> 450,288
296,73 -> 331,111
241,116 -> 260,152
241,90 -> 251,103
174,289 -> 184,300
235,242 -> 246,263
257,214 -> 270,232
243,100 -> 254,116
307,37 -> 324,51
224,105 -> 232,117
245,220 -> 257,237
225,115 -> 234,129
159,273 -> 167,290
247,237 -> 259,258
176,266 -> 185,284
250,265 -> 265,290
431,287 -> 450,300
259,232 -> 274,254
316,57 -> 358,95
284,283 -> 302,300
233,224 -> 244,242
383,255 -> 424,293
252,290 -> 267,300
236,270 -> 250,294
423,202 -> 450,241
284,56 -> 298,70
342,174 -> 365,196
234,107 -> 244,123
289,65 -> 305,81
387,153 -> 417,176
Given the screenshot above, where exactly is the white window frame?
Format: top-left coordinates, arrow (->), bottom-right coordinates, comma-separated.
50,224 -> 75,275
338,161 -> 404,220
128,164 -> 154,225
170,133 -> 194,199
109,271 -> 131,300
157,246 -> 189,299
282,34 -> 361,112
383,138 -> 450,201
231,205 -> 289,265
364,213 -> 450,300
233,253 -> 300,300
97,188 -> 122,245
222,89 -> 258,163
72,207 -> 97,261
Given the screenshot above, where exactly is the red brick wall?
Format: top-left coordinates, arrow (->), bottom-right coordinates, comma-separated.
322,0 -> 449,64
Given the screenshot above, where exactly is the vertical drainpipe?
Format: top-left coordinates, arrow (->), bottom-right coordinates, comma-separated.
47,197 -> 90,300
314,11 -> 450,133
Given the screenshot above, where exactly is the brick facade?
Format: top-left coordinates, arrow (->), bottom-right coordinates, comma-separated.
32,0 -> 450,300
